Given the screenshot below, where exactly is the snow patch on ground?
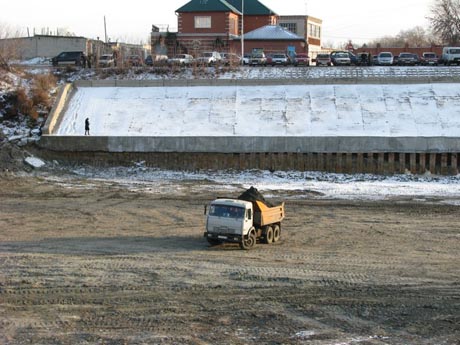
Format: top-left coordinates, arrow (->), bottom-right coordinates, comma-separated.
44,165 -> 460,203
24,156 -> 45,168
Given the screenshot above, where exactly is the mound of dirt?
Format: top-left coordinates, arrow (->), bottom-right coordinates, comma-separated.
238,186 -> 273,207
0,140 -> 31,173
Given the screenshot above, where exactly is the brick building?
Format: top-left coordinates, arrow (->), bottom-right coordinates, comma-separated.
171,0 -> 306,56
278,15 -> 322,59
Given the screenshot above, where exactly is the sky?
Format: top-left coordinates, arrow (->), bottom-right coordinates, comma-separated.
1,0 -> 434,46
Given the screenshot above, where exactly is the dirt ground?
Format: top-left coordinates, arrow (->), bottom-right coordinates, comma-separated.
0,174 -> 459,345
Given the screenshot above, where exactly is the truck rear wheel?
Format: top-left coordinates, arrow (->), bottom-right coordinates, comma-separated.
273,225 -> 281,242
240,233 -> 256,250
264,226 -> 274,244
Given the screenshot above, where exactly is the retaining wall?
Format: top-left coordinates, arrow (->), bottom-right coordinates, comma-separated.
36,149 -> 459,175
39,77 -> 460,175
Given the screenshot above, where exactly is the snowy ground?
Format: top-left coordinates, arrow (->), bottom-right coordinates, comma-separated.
57,83 -> 460,137
43,165 -> 460,204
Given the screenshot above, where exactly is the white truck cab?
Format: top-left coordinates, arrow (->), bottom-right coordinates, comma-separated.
205,199 -> 254,245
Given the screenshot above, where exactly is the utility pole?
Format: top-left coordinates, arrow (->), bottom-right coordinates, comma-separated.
241,0 -> 244,65
104,16 -> 108,43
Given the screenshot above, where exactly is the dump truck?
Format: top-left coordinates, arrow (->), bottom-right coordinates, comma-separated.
204,187 -> 285,249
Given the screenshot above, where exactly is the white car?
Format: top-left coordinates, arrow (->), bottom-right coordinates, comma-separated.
242,54 -> 251,65
221,53 -> 241,65
168,54 -> 194,66
377,52 -> 394,66
196,51 -> 222,65
98,54 -> 115,67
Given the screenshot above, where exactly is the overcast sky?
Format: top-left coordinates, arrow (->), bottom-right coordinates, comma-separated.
1,0 -> 434,46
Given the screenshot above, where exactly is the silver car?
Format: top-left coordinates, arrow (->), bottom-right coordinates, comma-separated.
168,54 -> 194,66
377,52 -> 394,66
196,52 -> 222,65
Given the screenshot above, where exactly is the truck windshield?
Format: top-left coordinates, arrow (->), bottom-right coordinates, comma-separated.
209,205 -> 245,219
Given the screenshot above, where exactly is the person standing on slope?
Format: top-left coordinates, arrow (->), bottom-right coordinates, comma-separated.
85,118 -> 90,135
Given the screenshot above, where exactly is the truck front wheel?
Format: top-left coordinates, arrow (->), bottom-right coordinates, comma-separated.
240,232 -> 256,250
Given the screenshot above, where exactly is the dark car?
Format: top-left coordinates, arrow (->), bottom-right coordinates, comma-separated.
145,55 -> 154,66
348,52 -> 358,65
398,53 -> 419,66
293,53 -> 310,66
52,51 -> 86,67
127,55 -> 143,66
357,52 -> 372,66
420,52 -> 439,66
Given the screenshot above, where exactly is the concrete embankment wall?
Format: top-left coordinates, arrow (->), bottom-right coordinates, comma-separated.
39,78 -> 460,175
38,135 -> 460,175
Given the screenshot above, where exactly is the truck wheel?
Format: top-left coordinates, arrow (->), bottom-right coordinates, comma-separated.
264,226 -> 274,244
273,225 -> 281,242
240,233 -> 256,250
207,238 -> 221,246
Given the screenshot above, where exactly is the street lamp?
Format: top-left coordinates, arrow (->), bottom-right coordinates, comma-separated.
241,0 -> 244,65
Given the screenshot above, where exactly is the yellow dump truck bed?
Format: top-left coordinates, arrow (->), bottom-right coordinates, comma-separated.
253,200 -> 285,226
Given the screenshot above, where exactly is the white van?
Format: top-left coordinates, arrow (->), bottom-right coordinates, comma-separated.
441,47 -> 460,65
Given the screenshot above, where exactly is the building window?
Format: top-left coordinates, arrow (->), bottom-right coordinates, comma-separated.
229,17 -> 238,35
280,23 -> 297,35
308,23 -> 321,38
195,16 -> 211,29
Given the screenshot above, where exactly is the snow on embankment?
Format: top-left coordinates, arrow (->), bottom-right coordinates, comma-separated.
56,84 -> 460,137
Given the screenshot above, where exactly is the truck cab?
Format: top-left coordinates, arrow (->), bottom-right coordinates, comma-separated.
205,199 -> 253,246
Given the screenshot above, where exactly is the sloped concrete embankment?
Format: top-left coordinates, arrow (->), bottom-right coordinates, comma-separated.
39,78 -> 460,175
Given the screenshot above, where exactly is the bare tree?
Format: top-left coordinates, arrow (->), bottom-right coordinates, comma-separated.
429,0 -> 460,45
0,22 -> 23,70
364,26 -> 439,48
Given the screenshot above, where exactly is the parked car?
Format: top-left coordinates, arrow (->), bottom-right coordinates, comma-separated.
331,52 -> 351,66
145,55 -> 154,66
372,55 -> 379,65
52,51 -> 86,67
242,54 -> 251,65
398,52 -> 419,66
270,53 -> 289,66
377,52 -> 394,66
347,52 -> 359,65
196,51 -> 222,65
98,54 -> 115,68
221,53 -> 241,65
168,54 -> 194,66
293,53 -> 310,66
357,52 -> 372,66
316,53 -> 332,66
420,52 -> 439,66
250,52 -> 267,66
126,55 -> 142,66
